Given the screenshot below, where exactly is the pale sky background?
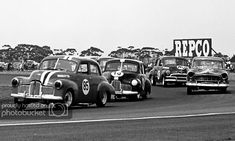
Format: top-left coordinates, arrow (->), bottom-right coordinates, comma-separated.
0,0 -> 235,57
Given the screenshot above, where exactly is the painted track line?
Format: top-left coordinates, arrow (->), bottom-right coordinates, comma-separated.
1,111 -> 235,127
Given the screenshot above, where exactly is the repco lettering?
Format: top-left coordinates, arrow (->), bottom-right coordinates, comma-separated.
174,39 -> 212,57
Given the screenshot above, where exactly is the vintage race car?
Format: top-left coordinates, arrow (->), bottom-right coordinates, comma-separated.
149,56 -> 189,86
11,55 -> 115,110
186,57 -> 229,94
103,58 -> 151,100
97,56 -> 114,71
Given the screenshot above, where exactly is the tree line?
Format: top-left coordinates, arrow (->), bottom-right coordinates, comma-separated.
0,44 -> 234,63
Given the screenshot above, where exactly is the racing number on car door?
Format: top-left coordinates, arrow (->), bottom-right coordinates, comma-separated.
82,79 -> 90,95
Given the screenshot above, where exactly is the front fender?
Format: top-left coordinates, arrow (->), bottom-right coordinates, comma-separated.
12,76 -> 30,85
54,79 -> 79,101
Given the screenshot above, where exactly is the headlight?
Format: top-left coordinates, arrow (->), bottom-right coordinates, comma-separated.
188,72 -> 195,78
12,78 -> 19,87
131,79 -> 138,86
54,80 -> 63,89
165,70 -> 171,75
221,73 -> 228,80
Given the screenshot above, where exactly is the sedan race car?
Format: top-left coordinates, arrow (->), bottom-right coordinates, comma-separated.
103,58 -> 151,100
11,55 -> 115,110
186,56 -> 229,94
149,56 -> 189,86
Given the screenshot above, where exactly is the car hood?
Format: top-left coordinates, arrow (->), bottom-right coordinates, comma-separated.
156,65 -> 188,73
28,70 -> 71,85
189,67 -> 227,75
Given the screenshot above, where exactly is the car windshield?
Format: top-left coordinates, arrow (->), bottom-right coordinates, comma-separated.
163,58 -> 188,66
105,61 -> 138,72
192,60 -> 224,69
39,59 -> 77,72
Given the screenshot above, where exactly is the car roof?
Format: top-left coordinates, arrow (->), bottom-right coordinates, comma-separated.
107,58 -> 143,64
193,56 -> 224,61
41,55 -> 99,64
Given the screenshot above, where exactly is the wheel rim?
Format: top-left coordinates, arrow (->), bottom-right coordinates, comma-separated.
64,91 -> 73,107
150,77 -> 153,84
101,92 -> 107,104
162,77 -> 165,85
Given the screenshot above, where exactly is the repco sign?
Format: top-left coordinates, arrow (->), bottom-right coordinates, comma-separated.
173,38 -> 212,57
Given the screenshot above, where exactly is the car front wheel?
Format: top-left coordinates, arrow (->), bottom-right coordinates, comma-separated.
14,98 -> 27,111
187,87 -> 193,95
63,90 -> 74,107
150,75 -> 156,86
162,77 -> 167,87
220,87 -> 227,93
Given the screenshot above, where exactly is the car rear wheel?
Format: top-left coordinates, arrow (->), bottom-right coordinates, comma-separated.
96,91 -> 107,107
63,90 -> 74,107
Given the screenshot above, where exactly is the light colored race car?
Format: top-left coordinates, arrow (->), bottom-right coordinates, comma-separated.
103,58 -> 151,100
186,56 -> 229,94
11,55 -> 115,110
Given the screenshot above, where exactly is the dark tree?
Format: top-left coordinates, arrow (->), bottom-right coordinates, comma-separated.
80,47 -> 104,56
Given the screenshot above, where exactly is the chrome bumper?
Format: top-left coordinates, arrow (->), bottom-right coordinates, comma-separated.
186,82 -> 229,87
115,90 -> 138,95
165,76 -> 187,82
11,93 -> 63,100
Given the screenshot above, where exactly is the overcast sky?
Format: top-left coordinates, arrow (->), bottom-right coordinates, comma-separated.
0,0 -> 235,57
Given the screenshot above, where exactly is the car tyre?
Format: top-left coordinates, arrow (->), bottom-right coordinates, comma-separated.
14,98 -> 27,111
128,93 -> 141,101
96,91 -> 107,107
142,91 -> 150,99
187,87 -> 193,95
150,75 -> 156,86
63,90 -> 74,108
220,87 -> 227,93
162,77 -> 167,87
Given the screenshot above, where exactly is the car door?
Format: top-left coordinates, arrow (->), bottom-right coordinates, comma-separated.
88,62 -> 102,101
76,61 -> 93,103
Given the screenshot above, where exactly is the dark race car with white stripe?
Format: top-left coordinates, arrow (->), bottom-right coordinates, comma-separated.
11,55 -> 115,110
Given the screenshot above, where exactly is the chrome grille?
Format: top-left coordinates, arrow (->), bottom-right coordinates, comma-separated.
121,84 -> 132,91
195,76 -> 220,83
29,81 -> 41,95
111,80 -> 121,91
171,74 -> 187,77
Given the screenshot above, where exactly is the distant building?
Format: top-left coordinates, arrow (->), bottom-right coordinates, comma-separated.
53,48 -> 64,55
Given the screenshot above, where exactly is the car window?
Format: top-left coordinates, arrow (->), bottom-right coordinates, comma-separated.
39,59 -> 77,72
78,63 -> 88,74
90,64 -> 100,76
